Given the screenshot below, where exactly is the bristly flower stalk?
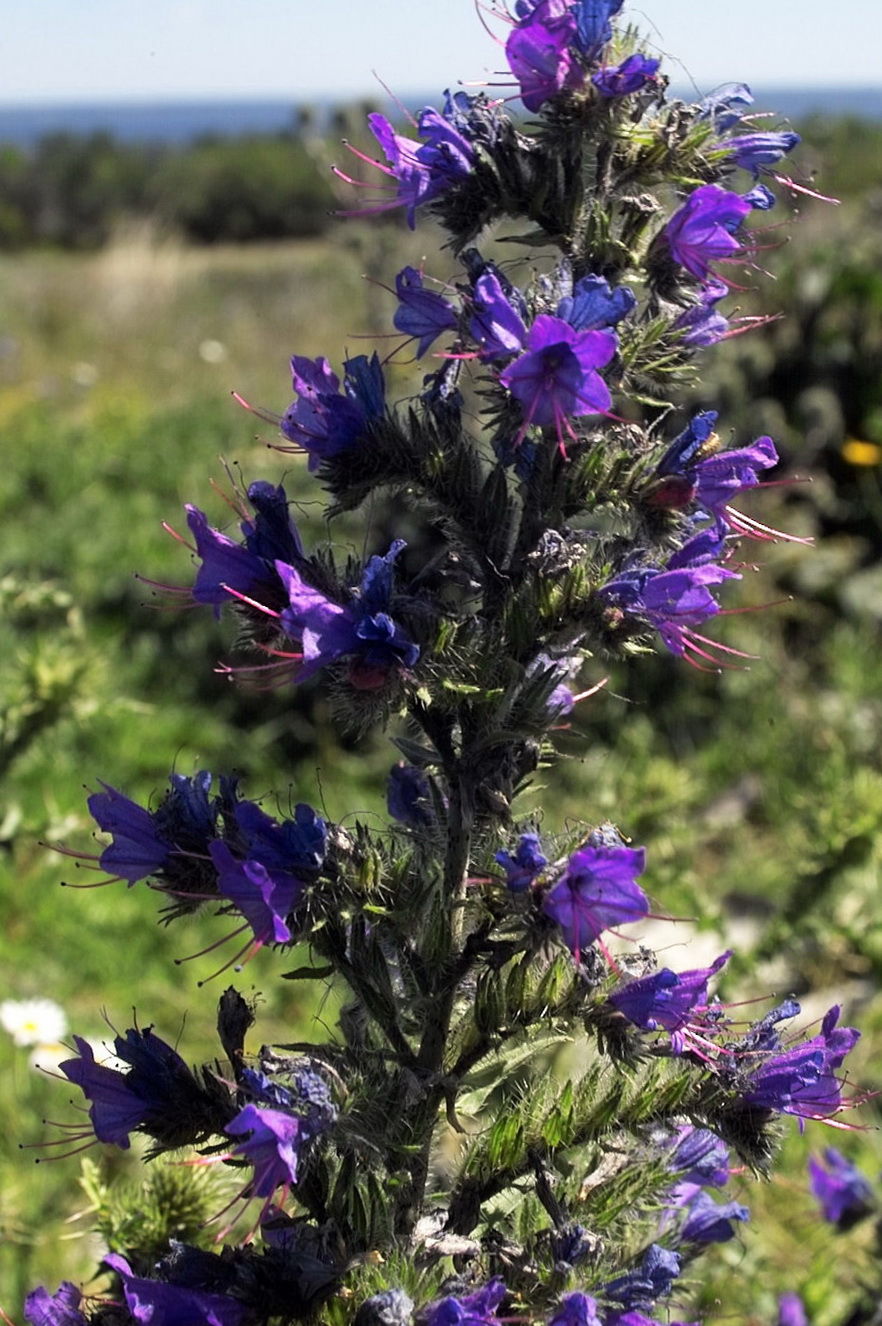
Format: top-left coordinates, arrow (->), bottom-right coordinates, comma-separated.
27,3 -> 861,1324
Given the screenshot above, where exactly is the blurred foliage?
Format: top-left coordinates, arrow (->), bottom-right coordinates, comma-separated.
0,126 -> 338,249
1,109 -> 882,255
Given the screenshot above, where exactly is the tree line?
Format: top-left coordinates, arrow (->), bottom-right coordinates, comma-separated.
0,125 -> 343,249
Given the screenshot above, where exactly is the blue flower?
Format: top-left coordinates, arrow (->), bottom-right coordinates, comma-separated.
668,1126 -> 731,1188
208,801 -> 325,947
496,832 -> 548,892
572,0 -> 625,57
777,1293 -> 808,1326
740,1005 -> 861,1125
650,412 -> 781,536
506,4 -> 584,112
349,107 -> 475,229
393,266 -> 458,358
24,1282 -> 89,1326
723,131 -> 801,178
235,798 -> 327,875
469,268 -> 528,361
558,273 -> 637,331
209,840 -> 305,946
600,529 -> 740,664
85,771 -> 228,888
808,1147 -> 874,1228
662,184 -> 752,282
104,1252 -> 248,1326
549,1225 -> 597,1272
608,951 -> 730,1053
542,841 -> 648,964
280,352 -> 385,470
697,82 -> 754,132
592,54 -> 660,98
673,282 -> 731,347
186,480 -> 302,617
604,1244 -> 680,1310
276,541 -> 419,687
59,1027 -> 212,1150
678,1190 -> 750,1244
425,1279 -> 506,1326
225,1102 -> 310,1197
498,316 -> 616,452
387,763 -> 438,829
548,1291 -> 601,1326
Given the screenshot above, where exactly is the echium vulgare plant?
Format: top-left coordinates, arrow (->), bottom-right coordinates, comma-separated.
24,3 -> 867,1325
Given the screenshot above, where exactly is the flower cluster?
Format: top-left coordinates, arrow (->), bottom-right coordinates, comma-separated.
68,770 -> 326,949
26,2 -> 864,1324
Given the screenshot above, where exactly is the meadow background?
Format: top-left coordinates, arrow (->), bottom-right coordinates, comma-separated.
2,108 -> 882,1315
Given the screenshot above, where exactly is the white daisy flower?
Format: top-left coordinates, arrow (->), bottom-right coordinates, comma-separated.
0,997 -> 68,1048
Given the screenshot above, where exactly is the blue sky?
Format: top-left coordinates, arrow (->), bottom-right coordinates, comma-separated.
1,0 -> 879,104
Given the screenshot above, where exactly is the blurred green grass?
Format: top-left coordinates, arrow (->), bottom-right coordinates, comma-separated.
2,190 -> 882,1312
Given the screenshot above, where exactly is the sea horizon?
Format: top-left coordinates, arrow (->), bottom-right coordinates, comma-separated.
0,85 -> 881,147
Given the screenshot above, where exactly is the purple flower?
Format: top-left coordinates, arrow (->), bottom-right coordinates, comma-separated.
558,274 -> 637,332
506,4 -> 584,112
808,1147 -> 874,1228
548,1292 -> 601,1326
601,529 -> 740,663
86,781 -> 170,885
186,481 -> 302,616
496,832 -> 548,892
693,436 -> 779,533
741,1005 -> 861,1125
393,266 -> 458,358
225,1102 -> 308,1197
469,269 -> 528,360
698,82 -> 754,133
723,131 -> 800,178
425,1279 -> 506,1326
498,316 -> 616,447
677,1189 -> 749,1243
387,763 -> 438,829
542,841 -> 648,962
572,0 -> 625,57
275,541 -> 419,687
206,800 -> 324,947
84,771 -> 232,893
241,1064 -> 337,1138
442,89 -> 504,149
654,411 -> 720,481
608,1318 -> 701,1326
609,951 -> 730,1053
209,840 -> 304,946
104,1252 -> 247,1326
358,107 -> 475,229
744,182 -> 777,210
738,997 -> 803,1054
235,798 -> 327,875
604,1244 -> 680,1310
668,1126 -> 731,1189
651,413 -> 780,535
24,1282 -> 88,1326
549,1224 -> 596,1271
674,280 -> 731,348
280,352 -> 385,470
592,54 -> 660,98
59,1028 -> 208,1149
662,184 -> 752,282
777,1293 -> 808,1326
